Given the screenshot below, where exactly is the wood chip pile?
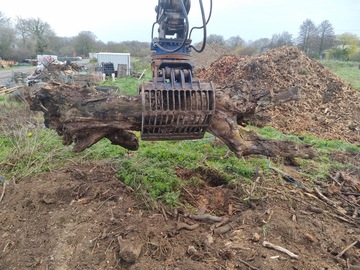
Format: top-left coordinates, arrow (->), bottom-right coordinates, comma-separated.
196,46 -> 360,144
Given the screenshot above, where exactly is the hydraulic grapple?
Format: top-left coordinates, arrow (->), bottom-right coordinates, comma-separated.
140,0 -> 215,141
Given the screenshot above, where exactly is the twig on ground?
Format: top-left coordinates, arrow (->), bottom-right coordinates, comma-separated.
0,182 -> 6,203
327,212 -> 357,226
105,239 -> 115,254
181,186 -> 196,201
264,186 -> 356,225
329,173 -> 342,186
96,195 -> 117,211
352,208 -> 359,219
3,241 -> 11,253
314,187 -> 347,215
337,240 -> 358,258
304,233 -> 317,242
314,187 -> 337,206
161,207 -> 168,222
238,258 -> 260,270
138,69 -> 146,80
256,208 -> 273,225
262,241 -> 299,259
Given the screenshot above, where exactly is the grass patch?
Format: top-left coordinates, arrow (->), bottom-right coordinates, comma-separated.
97,58 -> 152,96
115,137 -> 266,205
256,126 -> 360,181
321,60 -> 360,90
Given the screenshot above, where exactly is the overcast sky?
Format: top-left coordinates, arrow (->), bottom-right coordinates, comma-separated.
1,0 -> 360,43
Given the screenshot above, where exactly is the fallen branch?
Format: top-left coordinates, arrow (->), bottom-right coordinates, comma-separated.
262,241 -> 299,260
138,69 -> 146,80
266,160 -> 301,187
314,187 -> 347,215
265,187 -> 357,226
237,258 -> 260,270
336,240 -> 358,258
314,187 -> 338,207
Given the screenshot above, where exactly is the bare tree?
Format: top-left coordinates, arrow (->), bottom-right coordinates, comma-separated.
0,26 -> 16,59
72,31 -> 97,57
249,38 -> 271,54
0,11 -> 11,26
317,20 -> 335,57
206,34 -> 225,46
297,19 -> 318,55
226,35 -> 245,48
15,17 -> 55,54
0,12 -> 15,59
269,31 -> 293,49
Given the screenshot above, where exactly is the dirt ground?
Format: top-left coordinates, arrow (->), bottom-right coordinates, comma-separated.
1,46 -> 360,269
0,155 -> 359,270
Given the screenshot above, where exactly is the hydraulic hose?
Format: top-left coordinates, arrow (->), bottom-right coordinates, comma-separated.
152,0 -> 190,53
189,0 -> 212,53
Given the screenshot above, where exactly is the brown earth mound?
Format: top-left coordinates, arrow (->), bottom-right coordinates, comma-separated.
196,46 -> 360,144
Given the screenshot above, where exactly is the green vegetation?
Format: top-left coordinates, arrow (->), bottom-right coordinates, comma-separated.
97,58 -> 152,96
321,61 -> 360,90
116,138 -> 266,205
255,126 -> 359,181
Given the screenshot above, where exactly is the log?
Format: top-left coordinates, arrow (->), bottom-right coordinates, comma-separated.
24,80 -> 315,159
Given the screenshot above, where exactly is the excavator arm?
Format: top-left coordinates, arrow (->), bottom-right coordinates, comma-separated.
139,0 -> 215,141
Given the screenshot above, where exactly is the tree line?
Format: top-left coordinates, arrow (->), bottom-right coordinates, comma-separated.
0,12 -> 150,62
205,19 -> 359,61
0,11 -> 359,62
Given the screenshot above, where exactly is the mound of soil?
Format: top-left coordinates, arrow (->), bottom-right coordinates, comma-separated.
1,159 -> 359,270
196,46 -> 360,144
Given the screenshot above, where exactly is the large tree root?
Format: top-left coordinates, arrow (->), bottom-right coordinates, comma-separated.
25,81 -> 314,159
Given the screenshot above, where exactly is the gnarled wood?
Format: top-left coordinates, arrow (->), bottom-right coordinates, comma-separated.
25,80 -> 314,159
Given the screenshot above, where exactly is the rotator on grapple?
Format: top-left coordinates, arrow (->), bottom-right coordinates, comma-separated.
139,0 -> 215,141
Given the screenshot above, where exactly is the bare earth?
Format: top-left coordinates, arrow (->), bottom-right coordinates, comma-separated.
1,158 -> 359,270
